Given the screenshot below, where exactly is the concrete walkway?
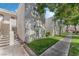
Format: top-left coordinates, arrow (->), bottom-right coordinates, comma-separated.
0,39 -> 29,56
41,34 -> 72,56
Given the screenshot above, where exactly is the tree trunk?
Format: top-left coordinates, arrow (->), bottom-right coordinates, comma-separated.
53,20 -> 56,36
59,20 -> 62,35
66,24 -> 69,32
59,25 -> 62,35
74,25 -> 77,33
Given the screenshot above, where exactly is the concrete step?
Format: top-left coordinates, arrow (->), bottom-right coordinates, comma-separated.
0,41 -> 9,44
0,43 -> 9,47
0,39 -> 9,44
0,39 -> 9,41
0,38 -> 9,47
0,36 -> 9,39
1,37 -> 9,39
0,33 -> 9,48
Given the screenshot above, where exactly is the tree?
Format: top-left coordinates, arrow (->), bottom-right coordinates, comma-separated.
47,3 -> 79,34
36,3 -> 79,34
37,4 -> 46,15
70,15 -> 79,32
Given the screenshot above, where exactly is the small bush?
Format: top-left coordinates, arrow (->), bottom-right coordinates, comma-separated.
45,32 -> 51,37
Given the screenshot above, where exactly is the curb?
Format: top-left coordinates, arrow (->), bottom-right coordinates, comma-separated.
22,44 -> 37,56
20,45 -> 30,56
17,37 -> 36,56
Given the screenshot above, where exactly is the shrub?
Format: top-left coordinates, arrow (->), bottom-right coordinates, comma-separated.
45,32 -> 51,37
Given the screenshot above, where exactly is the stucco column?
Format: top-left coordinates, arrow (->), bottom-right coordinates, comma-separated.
10,18 -> 14,46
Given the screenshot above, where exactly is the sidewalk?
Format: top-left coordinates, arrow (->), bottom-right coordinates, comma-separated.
41,34 -> 72,56
0,39 -> 29,56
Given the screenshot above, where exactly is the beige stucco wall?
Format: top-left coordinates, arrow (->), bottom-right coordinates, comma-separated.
0,9 -> 16,20
1,23 -> 10,35
16,4 -> 25,42
0,9 -> 16,35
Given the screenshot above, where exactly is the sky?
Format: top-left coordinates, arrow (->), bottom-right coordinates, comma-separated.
0,3 -> 19,12
0,3 -> 54,19
45,8 -> 54,19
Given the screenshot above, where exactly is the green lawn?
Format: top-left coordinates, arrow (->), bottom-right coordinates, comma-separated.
68,35 -> 79,56
28,36 -> 64,55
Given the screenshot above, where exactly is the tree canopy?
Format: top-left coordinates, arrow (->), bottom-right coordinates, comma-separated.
37,3 -> 79,25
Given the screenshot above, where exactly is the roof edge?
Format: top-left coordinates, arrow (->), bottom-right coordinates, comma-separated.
0,8 -> 16,15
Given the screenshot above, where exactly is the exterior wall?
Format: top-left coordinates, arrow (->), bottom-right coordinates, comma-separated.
0,9 -> 16,46
45,17 -> 67,36
24,4 -> 45,43
0,9 -> 16,35
45,17 -> 55,36
1,23 -> 9,35
16,3 -> 45,43
76,25 -> 79,31
16,4 -> 25,42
